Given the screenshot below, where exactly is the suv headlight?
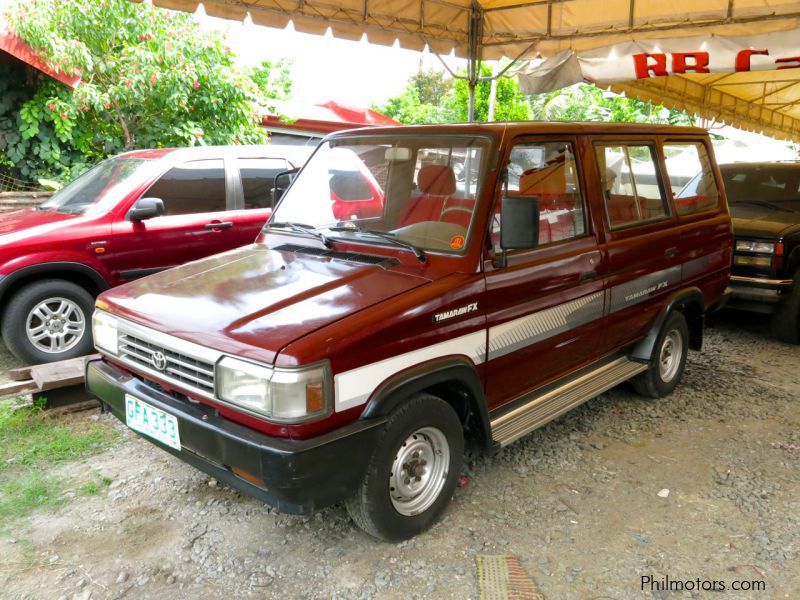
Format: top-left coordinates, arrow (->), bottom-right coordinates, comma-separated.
92,310 -> 118,355
216,357 -> 332,423
735,240 -> 777,254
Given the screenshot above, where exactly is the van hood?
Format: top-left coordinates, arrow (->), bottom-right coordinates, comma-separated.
102,244 -> 430,365
0,208 -> 77,239
730,204 -> 800,239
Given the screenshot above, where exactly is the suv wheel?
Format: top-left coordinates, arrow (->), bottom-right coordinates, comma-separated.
770,271 -> 800,344
346,393 -> 463,541
632,311 -> 689,399
2,280 -> 95,364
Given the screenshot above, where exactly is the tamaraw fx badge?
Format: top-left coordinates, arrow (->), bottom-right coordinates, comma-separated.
433,302 -> 479,323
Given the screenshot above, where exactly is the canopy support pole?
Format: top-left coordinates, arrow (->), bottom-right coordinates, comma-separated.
466,4 -> 483,122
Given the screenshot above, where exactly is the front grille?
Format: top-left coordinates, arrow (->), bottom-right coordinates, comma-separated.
119,333 -> 215,396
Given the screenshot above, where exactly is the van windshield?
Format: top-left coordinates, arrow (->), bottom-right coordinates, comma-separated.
39,158 -> 148,216
269,135 -> 490,254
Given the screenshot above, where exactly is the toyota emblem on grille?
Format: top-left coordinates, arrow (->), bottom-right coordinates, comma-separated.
151,351 -> 168,371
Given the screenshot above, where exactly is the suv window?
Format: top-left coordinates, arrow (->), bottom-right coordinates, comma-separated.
238,158 -> 290,209
596,144 -> 668,229
664,142 -> 720,215
494,141 -> 586,248
145,159 -> 227,216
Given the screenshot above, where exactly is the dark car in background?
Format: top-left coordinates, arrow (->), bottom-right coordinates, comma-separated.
720,162 -> 800,343
0,144 -> 312,364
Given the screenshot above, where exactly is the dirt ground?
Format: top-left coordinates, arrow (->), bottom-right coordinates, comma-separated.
1,310 -> 798,600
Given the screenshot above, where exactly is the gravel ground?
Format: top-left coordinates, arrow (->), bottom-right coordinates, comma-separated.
1,310 -> 798,599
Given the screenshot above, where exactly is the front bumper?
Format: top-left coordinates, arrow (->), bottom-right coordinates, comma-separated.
727,275 -> 793,313
86,358 -> 386,514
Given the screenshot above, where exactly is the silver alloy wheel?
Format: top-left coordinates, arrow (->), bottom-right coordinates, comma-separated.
389,426 -> 450,517
658,329 -> 683,382
25,297 -> 86,354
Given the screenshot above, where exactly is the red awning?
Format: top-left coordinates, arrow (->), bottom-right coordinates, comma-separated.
0,26 -> 80,88
262,100 -> 400,136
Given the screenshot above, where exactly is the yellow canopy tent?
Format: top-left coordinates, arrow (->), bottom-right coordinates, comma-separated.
142,0 -> 800,138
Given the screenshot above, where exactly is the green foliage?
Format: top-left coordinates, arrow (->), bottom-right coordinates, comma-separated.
3,0 -> 274,184
378,65 -> 530,124
452,64 -> 530,122
250,59 -> 293,103
529,83 -> 694,125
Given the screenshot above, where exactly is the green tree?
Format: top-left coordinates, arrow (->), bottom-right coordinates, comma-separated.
452,64 -> 530,122
250,58 -> 293,102
529,83 -> 694,125
377,70 -> 457,125
2,0 -> 272,183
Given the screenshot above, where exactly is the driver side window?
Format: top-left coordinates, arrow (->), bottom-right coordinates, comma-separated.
145,159 -> 227,216
492,141 -> 586,250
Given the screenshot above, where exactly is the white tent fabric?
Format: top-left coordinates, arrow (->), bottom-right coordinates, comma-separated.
142,0 -> 800,139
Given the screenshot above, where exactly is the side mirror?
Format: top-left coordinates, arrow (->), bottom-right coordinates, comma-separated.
128,197 -> 165,221
271,168 -> 300,206
500,195 -> 540,250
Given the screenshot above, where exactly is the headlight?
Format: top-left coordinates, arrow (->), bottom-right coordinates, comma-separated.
735,240 -> 777,254
92,310 -> 118,355
216,357 -> 331,423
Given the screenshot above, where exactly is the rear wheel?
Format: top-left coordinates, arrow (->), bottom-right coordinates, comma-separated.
2,280 -> 95,364
770,271 -> 800,344
346,393 -> 463,541
633,311 -> 689,398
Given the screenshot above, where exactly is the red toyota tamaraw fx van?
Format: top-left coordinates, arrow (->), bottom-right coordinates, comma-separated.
87,122 -> 732,540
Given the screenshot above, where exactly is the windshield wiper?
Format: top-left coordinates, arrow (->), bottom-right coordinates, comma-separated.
733,199 -> 795,213
327,225 -> 427,263
268,221 -> 332,248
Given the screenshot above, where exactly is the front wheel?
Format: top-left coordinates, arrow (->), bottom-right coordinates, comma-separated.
770,271 -> 800,344
632,311 -> 689,399
2,280 -> 95,364
346,393 -> 463,541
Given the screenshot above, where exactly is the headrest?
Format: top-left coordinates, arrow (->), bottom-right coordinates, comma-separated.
418,165 -> 456,196
519,163 -> 567,196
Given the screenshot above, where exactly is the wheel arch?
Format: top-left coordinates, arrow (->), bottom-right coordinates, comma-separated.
360,356 -> 492,453
0,262 -> 109,320
631,287 -> 705,361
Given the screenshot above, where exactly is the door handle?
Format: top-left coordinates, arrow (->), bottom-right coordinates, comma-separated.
664,247 -> 678,258
204,221 -> 233,230
579,270 -> 598,282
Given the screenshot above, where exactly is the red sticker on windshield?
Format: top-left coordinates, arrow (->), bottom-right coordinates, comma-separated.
450,235 -> 465,250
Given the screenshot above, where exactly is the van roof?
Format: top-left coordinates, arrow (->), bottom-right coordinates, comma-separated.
327,121 -> 709,139
115,144 -> 314,163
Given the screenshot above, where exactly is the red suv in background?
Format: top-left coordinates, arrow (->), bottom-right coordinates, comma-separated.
0,144 -> 311,364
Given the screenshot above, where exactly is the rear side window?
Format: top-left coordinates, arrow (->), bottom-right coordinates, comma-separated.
495,141 -> 585,247
596,144 -> 668,229
238,158 -> 290,209
146,159 -> 227,216
664,142 -> 719,215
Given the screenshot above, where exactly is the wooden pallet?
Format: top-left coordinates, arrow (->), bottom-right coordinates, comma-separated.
1,354 -> 100,409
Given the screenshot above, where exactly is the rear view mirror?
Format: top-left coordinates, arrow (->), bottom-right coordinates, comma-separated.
272,168 -> 300,206
501,196 -> 540,250
128,197 -> 165,221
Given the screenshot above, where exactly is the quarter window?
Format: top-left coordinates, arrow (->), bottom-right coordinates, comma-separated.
493,141 -> 586,248
145,159 -> 227,216
238,158 -> 290,209
596,144 -> 668,229
664,142 -> 720,215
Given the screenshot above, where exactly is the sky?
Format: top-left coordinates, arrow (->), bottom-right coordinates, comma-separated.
199,10 -> 466,108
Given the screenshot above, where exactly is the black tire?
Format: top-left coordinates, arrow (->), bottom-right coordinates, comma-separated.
632,311 -> 689,399
346,393 -> 464,542
770,271 -> 800,344
2,279 -> 95,365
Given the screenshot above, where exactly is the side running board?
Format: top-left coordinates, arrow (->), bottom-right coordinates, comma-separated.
490,357 -> 648,447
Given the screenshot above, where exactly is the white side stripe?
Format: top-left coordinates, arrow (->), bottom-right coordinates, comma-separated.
334,330 -> 486,412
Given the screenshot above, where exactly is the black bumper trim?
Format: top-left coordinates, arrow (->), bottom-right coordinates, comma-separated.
86,358 -> 386,514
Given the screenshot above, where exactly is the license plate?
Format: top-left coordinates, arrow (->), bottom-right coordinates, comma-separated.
125,394 -> 181,450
